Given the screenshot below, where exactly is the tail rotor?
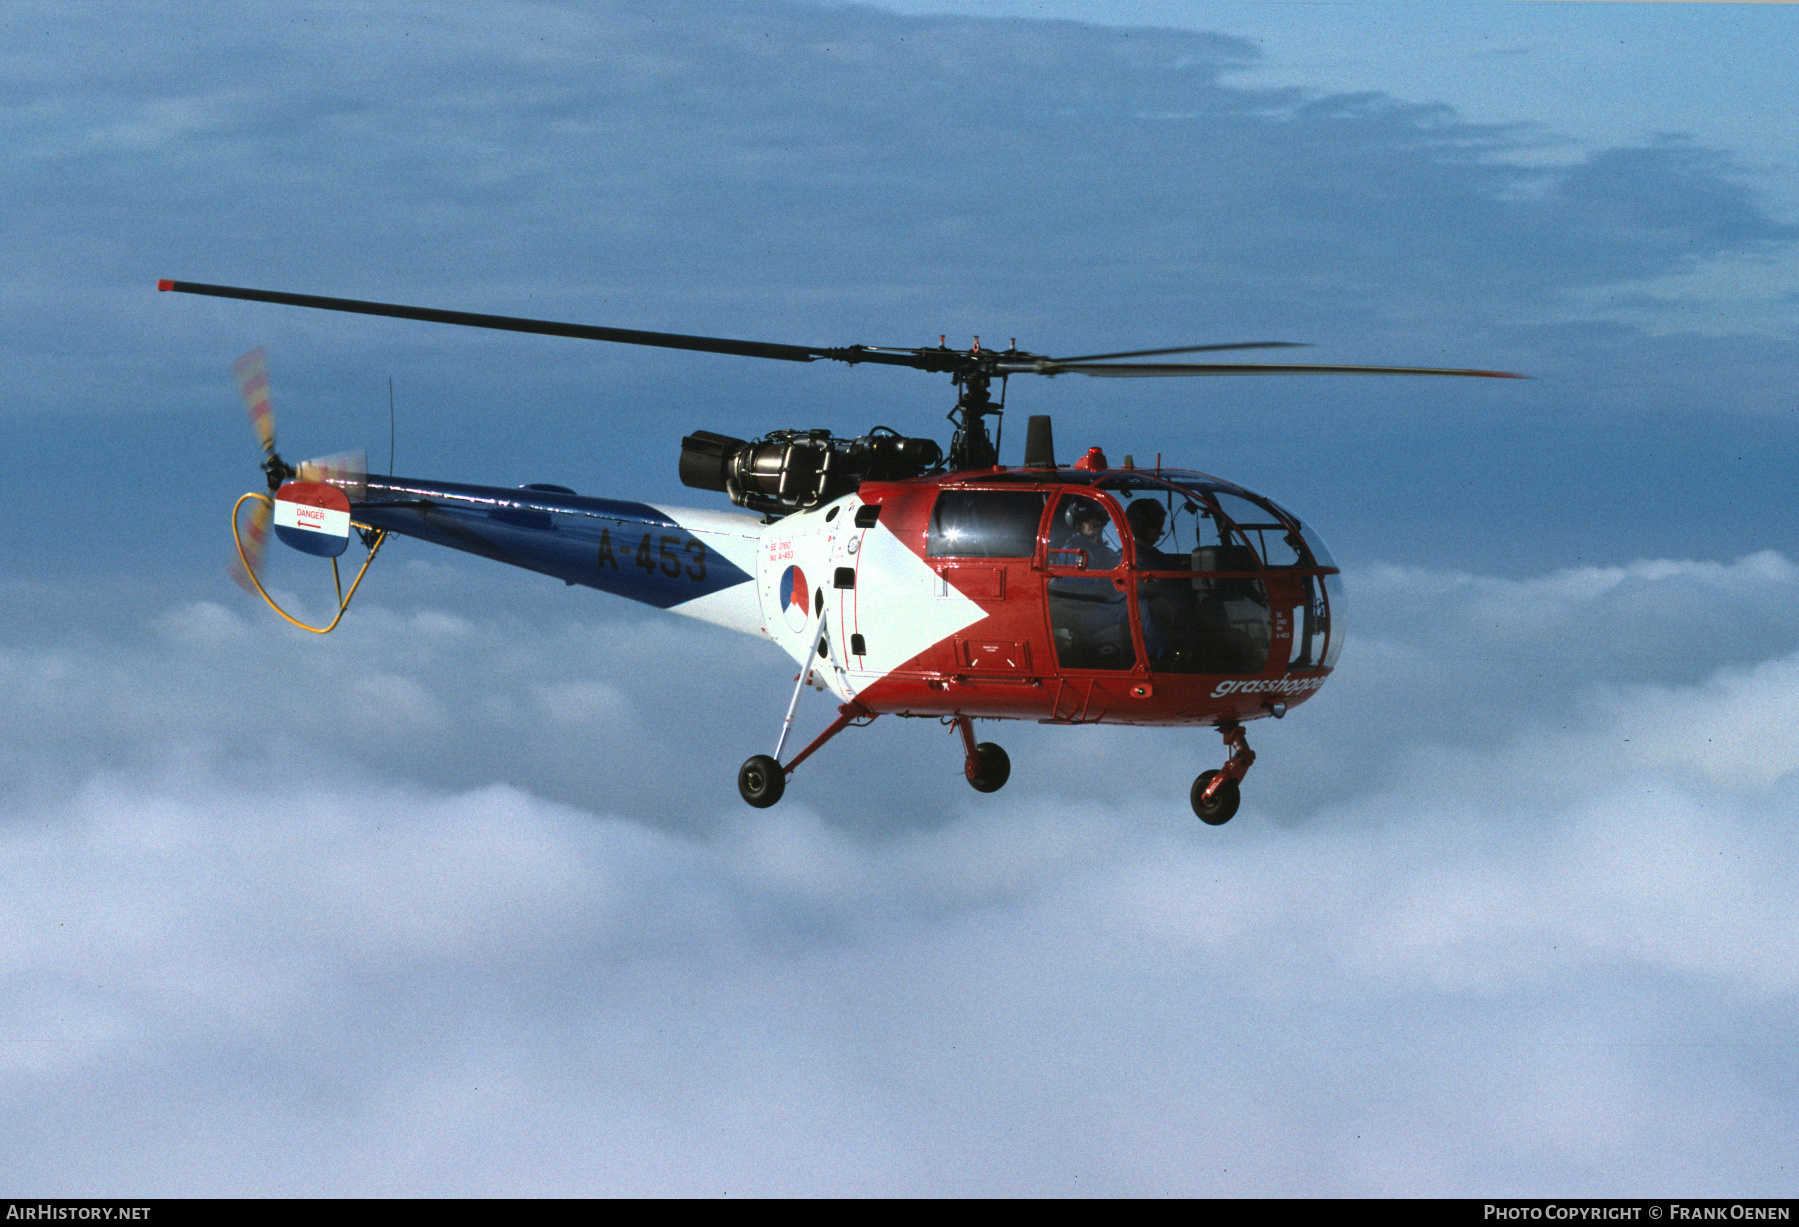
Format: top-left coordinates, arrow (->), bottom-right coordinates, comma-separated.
228,347 -> 285,592
296,447 -> 367,502
226,349 -> 368,592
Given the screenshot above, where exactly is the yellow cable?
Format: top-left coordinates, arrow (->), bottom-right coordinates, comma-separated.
231,491 -> 387,634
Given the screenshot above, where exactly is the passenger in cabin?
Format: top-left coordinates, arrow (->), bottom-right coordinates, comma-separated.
1127,498 -> 1195,668
1124,499 -> 1173,566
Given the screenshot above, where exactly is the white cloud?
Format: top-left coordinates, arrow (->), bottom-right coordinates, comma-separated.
2,556 -> 1797,1194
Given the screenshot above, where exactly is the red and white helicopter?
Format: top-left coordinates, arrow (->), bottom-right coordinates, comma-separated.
162,279 -> 1519,823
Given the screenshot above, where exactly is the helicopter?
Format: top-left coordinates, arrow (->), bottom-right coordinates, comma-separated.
160,278 -> 1520,824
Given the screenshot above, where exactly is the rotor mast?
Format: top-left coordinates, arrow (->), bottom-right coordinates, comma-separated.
945,336 -> 1007,471
950,369 -> 999,470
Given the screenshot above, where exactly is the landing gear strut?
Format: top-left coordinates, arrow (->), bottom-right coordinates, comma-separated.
1191,721 -> 1255,825
951,715 -> 1010,793
736,700 -> 876,808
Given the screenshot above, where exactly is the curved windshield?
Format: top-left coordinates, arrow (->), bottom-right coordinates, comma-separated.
1100,473 -> 1337,571
1321,570 -> 1347,669
1265,498 -> 1339,571
1099,472 -> 1342,674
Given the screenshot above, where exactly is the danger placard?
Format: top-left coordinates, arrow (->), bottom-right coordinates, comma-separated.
274,481 -> 352,557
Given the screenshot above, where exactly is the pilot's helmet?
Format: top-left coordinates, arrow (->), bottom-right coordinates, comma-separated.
1064,498 -> 1109,530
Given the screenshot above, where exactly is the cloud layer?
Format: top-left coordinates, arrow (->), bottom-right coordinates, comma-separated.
3,550 -> 1796,1196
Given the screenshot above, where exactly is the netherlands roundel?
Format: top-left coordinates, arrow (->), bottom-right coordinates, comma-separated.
779,565 -> 810,631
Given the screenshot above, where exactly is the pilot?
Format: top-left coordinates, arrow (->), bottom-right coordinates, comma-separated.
1046,497 -> 1132,668
1061,497 -> 1121,569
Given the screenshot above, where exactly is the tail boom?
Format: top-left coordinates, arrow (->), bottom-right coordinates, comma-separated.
349,475 -> 767,636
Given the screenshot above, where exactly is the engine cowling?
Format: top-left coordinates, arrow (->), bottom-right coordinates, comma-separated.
679,427 -> 941,516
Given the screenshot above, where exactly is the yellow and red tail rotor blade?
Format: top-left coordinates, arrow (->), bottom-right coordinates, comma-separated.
296,448 -> 367,501
228,497 -> 272,593
232,346 -> 276,455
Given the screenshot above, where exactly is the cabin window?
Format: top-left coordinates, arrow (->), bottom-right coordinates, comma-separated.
1134,549 -> 1271,674
926,491 -> 1047,558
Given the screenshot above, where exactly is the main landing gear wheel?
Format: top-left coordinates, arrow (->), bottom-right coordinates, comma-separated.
738,754 -> 786,808
1190,770 -> 1241,825
966,742 -> 1011,793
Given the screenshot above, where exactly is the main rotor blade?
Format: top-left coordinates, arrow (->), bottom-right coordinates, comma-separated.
164,280 -> 1524,382
1048,341 -> 1308,363
162,279 -> 837,364
1008,361 -> 1528,379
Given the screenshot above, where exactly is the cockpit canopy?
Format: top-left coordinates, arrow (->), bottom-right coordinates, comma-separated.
923,468 -> 1345,675
927,470 -> 1335,567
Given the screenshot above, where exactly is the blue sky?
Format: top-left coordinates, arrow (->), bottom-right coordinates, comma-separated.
3,0 -> 1797,1196
8,1 -> 1799,575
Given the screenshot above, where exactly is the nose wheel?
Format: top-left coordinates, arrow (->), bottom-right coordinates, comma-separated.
1191,722 -> 1254,825
1190,770 -> 1240,824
